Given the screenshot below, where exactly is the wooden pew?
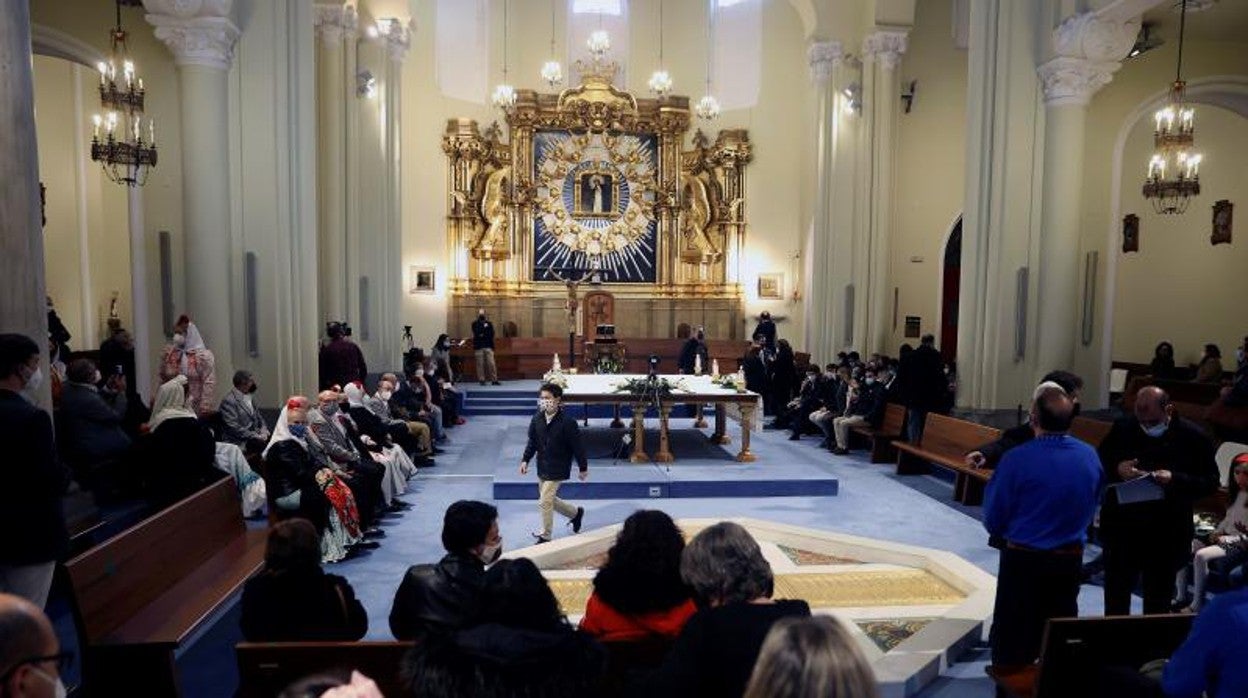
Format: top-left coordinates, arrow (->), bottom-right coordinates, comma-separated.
894,413 -> 1000,505
849,403 -> 907,463
988,614 -> 1193,698
236,642 -> 412,698
1069,416 -> 1112,450
65,479 -> 268,695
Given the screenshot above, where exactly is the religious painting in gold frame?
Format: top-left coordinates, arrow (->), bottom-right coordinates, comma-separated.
757,273 -> 784,300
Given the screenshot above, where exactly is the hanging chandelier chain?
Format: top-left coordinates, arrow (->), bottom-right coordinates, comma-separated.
1175,0 -> 1187,84
658,0 -> 665,65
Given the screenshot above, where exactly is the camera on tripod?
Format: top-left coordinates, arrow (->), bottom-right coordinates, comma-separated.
647,354 -> 661,380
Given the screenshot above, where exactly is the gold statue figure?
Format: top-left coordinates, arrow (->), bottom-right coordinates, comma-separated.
477,166 -> 512,259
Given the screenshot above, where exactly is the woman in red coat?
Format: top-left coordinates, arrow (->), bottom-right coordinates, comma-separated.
579,509 -> 697,642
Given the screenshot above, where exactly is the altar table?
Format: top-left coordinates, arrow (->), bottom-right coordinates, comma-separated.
556,374 -> 763,463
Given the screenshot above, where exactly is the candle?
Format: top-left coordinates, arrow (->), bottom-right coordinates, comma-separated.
711,359 -> 720,377
97,61 -> 107,85
123,61 -> 134,89
1154,110 -> 1163,132
694,354 -> 702,375
106,112 -> 117,136
92,114 -> 102,139
147,118 -> 155,145
138,77 -> 144,92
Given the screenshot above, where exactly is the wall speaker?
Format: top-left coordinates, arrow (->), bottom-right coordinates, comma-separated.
1014,267 -> 1029,360
843,284 -> 855,345
158,231 -> 173,335
1081,251 -> 1098,347
244,252 -> 259,357
359,276 -> 370,341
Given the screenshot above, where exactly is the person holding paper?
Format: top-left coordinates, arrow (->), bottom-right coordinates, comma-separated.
982,386 -> 1103,667
1098,386 -> 1219,615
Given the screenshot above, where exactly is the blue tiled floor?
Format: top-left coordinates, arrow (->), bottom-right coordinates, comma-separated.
180,392 -> 1126,696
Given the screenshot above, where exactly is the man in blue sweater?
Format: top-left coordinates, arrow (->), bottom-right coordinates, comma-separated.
983,385 -> 1104,667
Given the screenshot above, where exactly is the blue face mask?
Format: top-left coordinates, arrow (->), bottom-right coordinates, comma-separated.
1141,420 -> 1167,438
289,423 -> 308,438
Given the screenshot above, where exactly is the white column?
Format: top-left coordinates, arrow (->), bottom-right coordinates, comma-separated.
145,1 -> 241,384
127,187 -> 153,397
805,40 -> 843,362
862,30 -> 908,355
0,0 -> 51,407
314,4 -> 355,325
1034,12 -> 1136,379
380,20 -> 412,369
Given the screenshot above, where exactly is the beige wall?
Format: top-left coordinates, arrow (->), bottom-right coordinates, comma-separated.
398,0 -> 813,350
890,0 -> 966,352
1111,104 -> 1247,367
32,56 -> 130,351
1074,37 -> 1248,399
30,0 -> 185,365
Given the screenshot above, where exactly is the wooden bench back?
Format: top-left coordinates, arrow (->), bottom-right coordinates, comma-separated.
66,479 -> 245,642
236,642 -> 412,698
881,403 -> 906,434
919,413 -> 1000,460
1068,417 -> 1111,449
1035,615 -> 1193,697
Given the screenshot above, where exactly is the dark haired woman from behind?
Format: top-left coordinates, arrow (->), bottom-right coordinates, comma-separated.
1195,344 -> 1223,384
1150,341 -> 1177,380
406,557 -> 606,697
240,518 -> 368,642
579,509 -> 696,642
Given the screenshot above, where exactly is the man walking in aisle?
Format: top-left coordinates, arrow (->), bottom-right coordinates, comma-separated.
520,383 -> 587,543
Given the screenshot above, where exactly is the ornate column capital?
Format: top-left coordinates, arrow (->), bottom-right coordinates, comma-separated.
314,3 -> 359,46
806,40 -> 844,83
862,30 -> 908,71
376,18 -> 414,62
1037,56 -> 1118,106
1039,11 -> 1139,106
143,0 -> 239,70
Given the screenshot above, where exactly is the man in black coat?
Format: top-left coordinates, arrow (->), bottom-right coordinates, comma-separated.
965,371 -> 1084,469
390,500 -> 501,641
897,334 -> 947,442
520,383 -> 587,543
318,322 -> 367,391
1097,386 -> 1219,615
471,310 -> 500,386
678,327 -> 709,375
0,334 -> 69,609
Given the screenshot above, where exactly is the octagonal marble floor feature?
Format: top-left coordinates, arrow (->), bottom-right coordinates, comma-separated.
506,517 -> 996,698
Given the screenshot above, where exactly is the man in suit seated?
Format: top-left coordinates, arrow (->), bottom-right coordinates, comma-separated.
218,370 -> 270,456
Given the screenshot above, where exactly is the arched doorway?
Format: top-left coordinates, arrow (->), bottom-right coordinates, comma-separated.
939,219 -> 962,363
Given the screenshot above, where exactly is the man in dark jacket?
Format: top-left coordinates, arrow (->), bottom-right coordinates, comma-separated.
389,500 -> 501,640
965,371 -> 1084,469
897,334 -> 947,442
471,310 -> 500,386
318,322 -> 367,391
520,383 -> 587,543
830,369 -> 885,455
1098,386 -> 1219,615
57,359 -> 132,493
0,334 -> 69,609
678,326 -> 709,375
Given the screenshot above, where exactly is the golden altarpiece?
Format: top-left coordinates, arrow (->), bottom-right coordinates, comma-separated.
442,62 -> 752,342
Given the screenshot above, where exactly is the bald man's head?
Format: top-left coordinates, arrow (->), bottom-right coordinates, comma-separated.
0,593 -> 59,697
1032,386 -> 1075,434
1134,386 -> 1173,429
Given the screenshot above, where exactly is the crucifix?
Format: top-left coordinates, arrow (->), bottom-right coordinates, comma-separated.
548,265 -> 592,369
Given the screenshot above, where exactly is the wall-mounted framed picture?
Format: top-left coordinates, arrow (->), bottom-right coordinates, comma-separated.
1122,213 -> 1139,253
409,266 -> 436,294
1212,199 -> 1233,246
757,273 -> 784,300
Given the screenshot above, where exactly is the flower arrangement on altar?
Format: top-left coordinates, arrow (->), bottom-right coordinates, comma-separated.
613,376 -> 687,398
594,355 -> 624,374
712,368 -> 748,393
543,353 -> 569,389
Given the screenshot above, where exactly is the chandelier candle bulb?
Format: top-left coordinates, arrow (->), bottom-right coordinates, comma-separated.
92,114 -> 102,139
148,118 -> 154,145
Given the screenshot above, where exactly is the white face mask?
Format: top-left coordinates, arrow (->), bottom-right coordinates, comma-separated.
538,398 -> 557,414
24,365 -> 44,393
378,390 -> 392,401
477,540 -> 503,565
172,333 -> 185,347
1142,420 -> 1168,438
32,666 -> 67,698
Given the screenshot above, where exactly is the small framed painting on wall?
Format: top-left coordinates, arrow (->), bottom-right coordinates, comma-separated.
757,273 -> 784,300
409,266 -> 436,294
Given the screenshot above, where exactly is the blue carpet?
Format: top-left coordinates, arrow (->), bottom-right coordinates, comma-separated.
179,389 -> 1129,697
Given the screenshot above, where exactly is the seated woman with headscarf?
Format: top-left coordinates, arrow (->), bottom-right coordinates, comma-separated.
263,398 -> 362,563
310,388 -> 411,517
136,375 -> 223,507
158,315 -> 218,416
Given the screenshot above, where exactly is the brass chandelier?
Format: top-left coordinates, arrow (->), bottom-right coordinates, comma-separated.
90,0 -> 157,187
1141,0 -> 1201,215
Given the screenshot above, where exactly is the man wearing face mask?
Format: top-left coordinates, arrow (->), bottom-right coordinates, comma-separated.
520,384 -> 587,543
0,335 -> 68,609
0,593 -> 68,698
471,310 -> 500,386
677,326 -> 708,376
1098,386 -> 1219,615
219,370 -> 270,455
389,500 -> 501,641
